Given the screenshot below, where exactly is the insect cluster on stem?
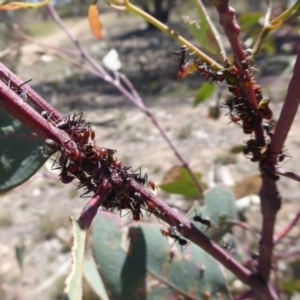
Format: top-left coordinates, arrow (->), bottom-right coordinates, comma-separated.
173,46 -> 286,168
42,111 -> 162,223
1,77 -> 32,102
0,69 -> 187,245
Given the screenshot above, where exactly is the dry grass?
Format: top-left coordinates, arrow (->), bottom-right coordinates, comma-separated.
0,208 -> 13,227
37,204 -> 70,240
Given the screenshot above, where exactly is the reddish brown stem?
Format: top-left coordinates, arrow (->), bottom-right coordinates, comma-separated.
0,62 -> 62,122
276,247 -> 300,260
257,175 -> 281,283
256,44 -> 300,282
225,220 -> 260,239
275,166 -> 300,182
0,72 -> 277,299
43,4 -> 205,194
126,178 -> 278,300
210,1 -> 282,288
269,45 -> 300,163
78,180 -> 112,230
0,78 -> 82,159
210,0 -> 265,145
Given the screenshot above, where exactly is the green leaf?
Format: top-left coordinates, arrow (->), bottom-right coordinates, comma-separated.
194,83 -> 215,106
189,186 -> 237,241
230,145 -> 244,154
238,12 -> 263,31
62,218 -> 87,300
282,279 -> 300,293
83,257 -> 109,300
15,241 -> 26,271
185,0 -> 222,57
282,259 -> 300,293
0,109 -> 47,192
91,211 -> 229,300
159,165 -> 204,197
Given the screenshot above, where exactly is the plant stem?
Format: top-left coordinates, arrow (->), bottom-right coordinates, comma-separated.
0,66 -> 277,299
195,0 -> 227,61
0,62 -> 62,122
253,1 -> 300,55
269,45 -> 300,164
210,0 -> 265,145
78,180 -> 112,229
275,166 -> 300,183
225,220 -> 260,239
45,4 -> 205,194
123,1 -> 223,69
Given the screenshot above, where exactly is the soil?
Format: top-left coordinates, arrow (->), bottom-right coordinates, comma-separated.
1,6 -> 300,300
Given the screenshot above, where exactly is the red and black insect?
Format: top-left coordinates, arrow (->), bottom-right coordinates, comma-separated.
41,111 -> 51,120
112,158 -> 122,169
172,45 -> 189,78
56,112 -> 85,130
261,167 -> 280,181
41,110 -> 168,224
191,212 -> 211,232
60,165 -> 76,184
148,180 -> 156,191
160,227 -> 188,247
258,99 -> 273,120
76,172 -> 97,198
262,122 -> 274,139
131,204 -> 142,221
56,113 -> 96,146
243,139 -> 269,162
129,167 -> 148,185
277,148 -> 291,163
195,60 -> 225,83
44,138 -> 61,157
13,79 -> 32,101
1,76 -> 32,101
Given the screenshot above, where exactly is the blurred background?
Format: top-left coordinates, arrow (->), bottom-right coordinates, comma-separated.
1,1 -> 300,299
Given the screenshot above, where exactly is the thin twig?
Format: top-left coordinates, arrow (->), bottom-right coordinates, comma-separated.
269,45 -> 300,164
0,62 -> 62,121
225,220 -> 261,240
123,0 -> 223,69
0,74 -> 81,157
275,166 -> 300,183
195,0 -> 227,61
273,206 -> 300,244
275,247 -> 300,260
78,180 -> 112,229
13,24 -> 81,57
232,290 -> 254,300
0,281 -> 23,300
44,4 -> 205,194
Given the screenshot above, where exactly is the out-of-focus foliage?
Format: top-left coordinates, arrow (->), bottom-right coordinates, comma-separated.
91,211 -> 230,300
160,165 -> 205,198
194,82 -> 215,106
0,110 -> 46,192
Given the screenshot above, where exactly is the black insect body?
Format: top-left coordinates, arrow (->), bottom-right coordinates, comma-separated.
192,212 -> 211,232
172,45 -> 188,78
160,226 -> 188,250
